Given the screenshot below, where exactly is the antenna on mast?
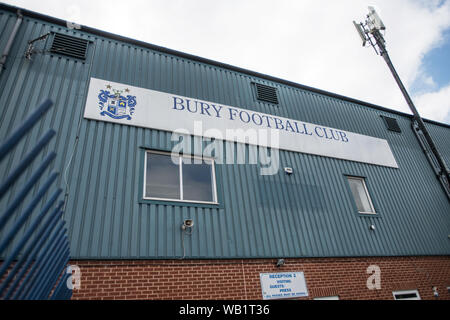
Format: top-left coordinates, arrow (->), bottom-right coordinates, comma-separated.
367,6 -> 385,31
353,6 -> 450,199
352,6 -> 386,55
353,21 -> 366,47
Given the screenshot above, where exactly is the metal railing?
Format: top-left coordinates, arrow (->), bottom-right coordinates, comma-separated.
0,99 -> 72,300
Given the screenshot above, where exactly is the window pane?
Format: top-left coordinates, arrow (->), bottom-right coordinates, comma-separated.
347,177 -> 374,213
394,293 -> 419,300
145,153 -> 180,199
182,159 -> 214,202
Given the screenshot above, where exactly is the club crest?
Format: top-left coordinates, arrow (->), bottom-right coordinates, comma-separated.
98,84 -> 136,120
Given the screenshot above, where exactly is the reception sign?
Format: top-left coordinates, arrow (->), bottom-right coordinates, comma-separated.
260,272 -> 308,300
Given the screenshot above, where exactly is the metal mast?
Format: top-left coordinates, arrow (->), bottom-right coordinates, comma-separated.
354,7 -> 450,199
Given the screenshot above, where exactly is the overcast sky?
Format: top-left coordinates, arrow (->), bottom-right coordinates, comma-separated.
3,0 -> 450,124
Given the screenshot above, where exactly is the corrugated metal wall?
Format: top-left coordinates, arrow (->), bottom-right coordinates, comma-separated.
1,8 -> 449,259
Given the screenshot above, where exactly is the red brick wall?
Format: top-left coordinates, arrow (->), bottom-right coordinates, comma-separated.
70,256 -> 450,300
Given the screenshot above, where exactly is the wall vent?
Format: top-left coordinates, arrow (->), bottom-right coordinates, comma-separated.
50,33 -> 89,60
381,116 -> 401,133
254,83 -> 279,104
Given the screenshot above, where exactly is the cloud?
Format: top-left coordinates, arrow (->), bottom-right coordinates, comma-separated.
414,84 -> 450,123
2,0 -> 450,123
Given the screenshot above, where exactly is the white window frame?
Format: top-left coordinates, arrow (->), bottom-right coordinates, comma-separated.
143,150 -> 218,205
346,176 -> 376,215
392,290 -> 421,300
314,296 -> 339,300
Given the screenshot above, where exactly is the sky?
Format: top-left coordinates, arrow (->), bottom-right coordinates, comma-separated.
3,0 -> 450,124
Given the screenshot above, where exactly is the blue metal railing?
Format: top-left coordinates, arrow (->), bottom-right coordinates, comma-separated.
0,99 -> 72,300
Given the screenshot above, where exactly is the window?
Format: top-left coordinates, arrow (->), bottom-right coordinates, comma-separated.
346,176 -> 376,214
314,296 -> 339,300
144,150 -> 217,204
393,290 -> 421,300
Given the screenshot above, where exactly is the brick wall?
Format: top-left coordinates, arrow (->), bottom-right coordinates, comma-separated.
70,256 -> 450,300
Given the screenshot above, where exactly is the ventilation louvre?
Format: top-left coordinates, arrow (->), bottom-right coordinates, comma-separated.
50,33 -> 88,60
254,83 -> 279,105
381,116 -> 401,133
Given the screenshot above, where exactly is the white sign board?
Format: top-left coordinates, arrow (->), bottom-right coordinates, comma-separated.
260,272 -> 308,300
84,78 -> 399,168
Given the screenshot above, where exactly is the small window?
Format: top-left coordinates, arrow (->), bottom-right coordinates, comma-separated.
346,176 -> 376,214
314,296 -> 339,300
144,150 -> 217,204
393,290 -> 421,300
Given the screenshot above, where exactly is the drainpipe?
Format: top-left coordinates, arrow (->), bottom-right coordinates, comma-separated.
0,10 -> 23,77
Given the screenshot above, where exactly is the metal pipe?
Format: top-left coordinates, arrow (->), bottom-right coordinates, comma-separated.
0,209 -> 63,298
0,189 -> 61,280
0,9 -> 23,77
0,129 -> 56,199
0,99 -> 53,162
0,152 -> 56,231
372,30 -> 450,195
0,172 -> 58,254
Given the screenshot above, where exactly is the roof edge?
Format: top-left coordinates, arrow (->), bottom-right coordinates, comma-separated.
1,2 -> 449,129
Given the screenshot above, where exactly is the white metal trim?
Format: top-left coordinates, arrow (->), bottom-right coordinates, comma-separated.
179,156 -> 183,200
142,196 -> 219,205
347,176 -> 376,214
210,159 -> 218,203
142,151 -> 148,199
392,290 -> 421,300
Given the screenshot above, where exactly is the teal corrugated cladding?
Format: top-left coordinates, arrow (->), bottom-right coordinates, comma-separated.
0,9 -> 449,259
425,122 -> 450,165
